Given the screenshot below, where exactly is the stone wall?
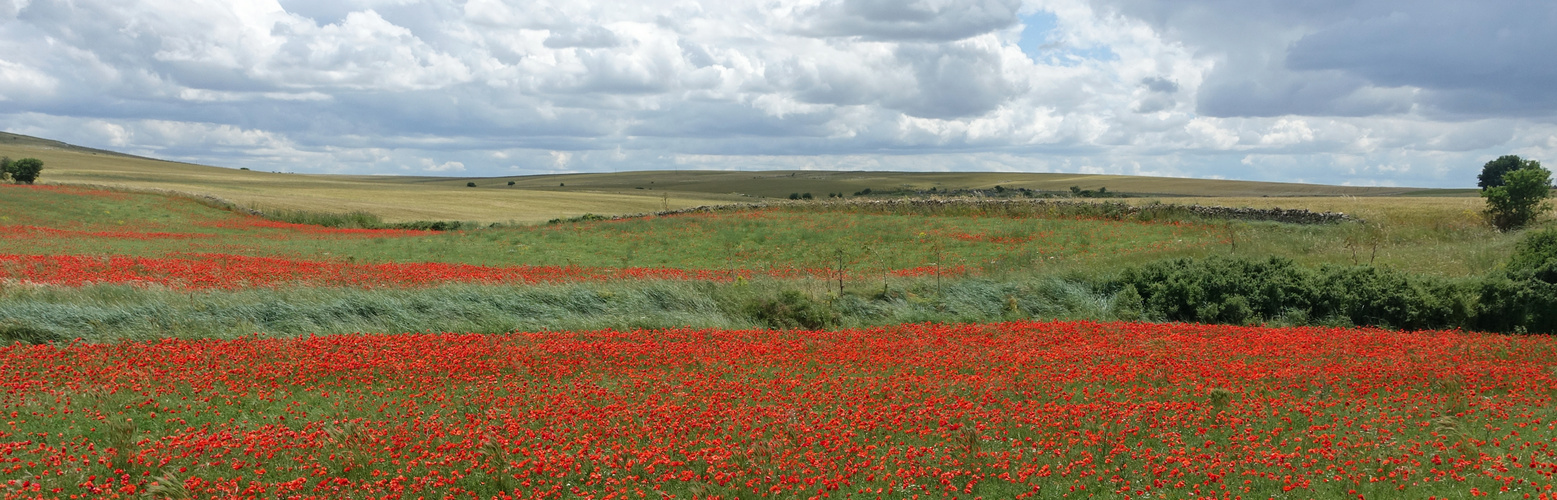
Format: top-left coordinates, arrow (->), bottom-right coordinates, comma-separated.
601,198 -> 1353,225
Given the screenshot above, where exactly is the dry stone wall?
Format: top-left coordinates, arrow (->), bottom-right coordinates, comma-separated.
614,198 -> 1353,225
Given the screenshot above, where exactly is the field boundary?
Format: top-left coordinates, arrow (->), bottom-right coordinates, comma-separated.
554,198 -> 1356,225
34,181 -> 266,216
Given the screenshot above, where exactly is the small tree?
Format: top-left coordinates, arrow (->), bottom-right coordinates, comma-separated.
1483,162 -> 1552,231
1479,155 -> 1537,190
0,157 -> 10,182
6,158 -> 43,184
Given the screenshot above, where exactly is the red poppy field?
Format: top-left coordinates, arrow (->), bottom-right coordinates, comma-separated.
4,182 -> 1554,499
0,184 -> 1220,288
3,321 -> 1556,499
0,253 -> 966,291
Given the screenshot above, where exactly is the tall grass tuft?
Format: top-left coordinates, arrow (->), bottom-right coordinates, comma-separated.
0,277 -> 1131,342
260,208 -> 385,228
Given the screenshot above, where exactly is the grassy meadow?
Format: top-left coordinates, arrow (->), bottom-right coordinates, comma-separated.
4,133 -> 1557,499
0,184 -> 1517,278
2,179 -> 1551,341
0,185 -> 1226,272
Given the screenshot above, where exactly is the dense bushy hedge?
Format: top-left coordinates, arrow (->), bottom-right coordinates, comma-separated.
1473,227 -> 1557,333
1505,227 -> 1557,282
1117,227 -> 1557,333
1472,277 -> 1557,333
1117,257 -> 1474,330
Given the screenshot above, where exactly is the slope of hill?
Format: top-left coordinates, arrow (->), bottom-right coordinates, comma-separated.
1,131 -> 1468,223
0,132 -> 746,224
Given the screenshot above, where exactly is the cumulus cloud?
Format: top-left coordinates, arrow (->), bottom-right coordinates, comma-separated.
0,0 -> 1552,188
421,159 -> 465,172
0,59 -> 56,100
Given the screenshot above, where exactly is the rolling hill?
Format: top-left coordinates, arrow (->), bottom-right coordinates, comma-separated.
1,131 -> 1471,223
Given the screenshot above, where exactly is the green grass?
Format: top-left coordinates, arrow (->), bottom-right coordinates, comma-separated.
0,184 -> 1531,278
3,173 -> 1554,339
0,277 -> 1124,343
0,185 -> 1223,273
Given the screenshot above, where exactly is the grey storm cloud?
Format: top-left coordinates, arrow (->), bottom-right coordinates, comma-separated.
888,42 -> 1025,119
544,25 -> 622,49
794,0 -> 1024,41
1141,77 -> 1178,94
0,0 -> 1554,188
1094,0 -> 1557,119
1284,2 -> 1557,117
1133,77 -> 1178,113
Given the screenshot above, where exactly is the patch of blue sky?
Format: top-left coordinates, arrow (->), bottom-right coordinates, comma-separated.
1017,10 -> 1117,66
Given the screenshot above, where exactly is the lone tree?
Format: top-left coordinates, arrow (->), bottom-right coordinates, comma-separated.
4,157 -> 43,184
1481,156 -> 1552,231
1479,155 -> 1538,189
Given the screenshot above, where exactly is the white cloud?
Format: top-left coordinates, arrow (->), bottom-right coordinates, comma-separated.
1258,119 -> 1315,146
549,151 -> 571,167
0,59 -> 57,100
421,159 -> 466,172
0,0 -> 1551,188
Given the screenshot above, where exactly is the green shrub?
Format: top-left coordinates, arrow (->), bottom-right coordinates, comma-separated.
1309,265 -> 1471,331
545,214 -> 608,225
1506,227 -> 1557,283
4,157 -> 42,184
1110,284 -> 1144,321
1118,256 -> 1477,331
1473,227 -> 1557,333
388,220 -> 465,231
1121,256 -> 1311,323
745,290 -> 837,330
1473,277 -> 1557,333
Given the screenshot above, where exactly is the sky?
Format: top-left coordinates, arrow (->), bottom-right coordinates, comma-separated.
1,0 -> 1555,187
